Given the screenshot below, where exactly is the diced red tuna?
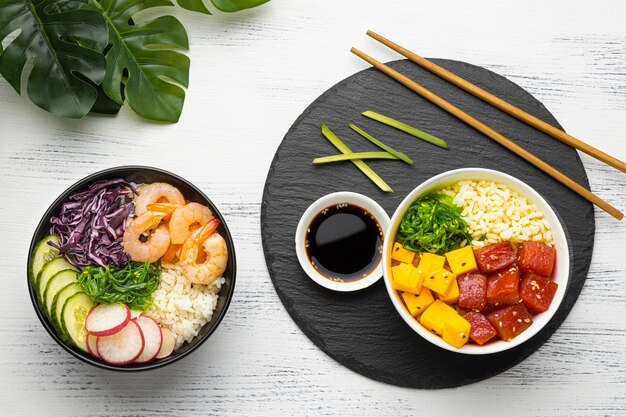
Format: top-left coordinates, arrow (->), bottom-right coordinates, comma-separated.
463,311 -> 497,345
519,272 -> 558,314
486,267 -> 520,309
474,242 -> 517,274
487,304 -> 533,341
518,241 -> 556,277
457,273 -> 487,311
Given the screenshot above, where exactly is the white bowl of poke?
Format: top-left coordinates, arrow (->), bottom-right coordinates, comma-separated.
27,166 -> 236,370
383,168 -> 570,355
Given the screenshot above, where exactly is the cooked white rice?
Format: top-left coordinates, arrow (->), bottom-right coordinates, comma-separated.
440,180 -> 553,248
147,266 -> 224,349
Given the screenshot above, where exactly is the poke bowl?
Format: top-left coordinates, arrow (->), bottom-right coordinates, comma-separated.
383,168 -> 569,355
27,166 -> 236,371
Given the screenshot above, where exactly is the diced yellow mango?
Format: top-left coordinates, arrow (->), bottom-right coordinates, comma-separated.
401,288 -> 434,317
391,242 -> 416,264
415,252 -> 446,282
437,277 -> 459,304
420,300 -> 458,336
423,267 -> 457,296
445,246 -> 478,275
391,263 -> 422,294
443,314 -> 471,348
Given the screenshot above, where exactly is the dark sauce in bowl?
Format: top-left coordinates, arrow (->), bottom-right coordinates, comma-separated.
305,203 -> 383,282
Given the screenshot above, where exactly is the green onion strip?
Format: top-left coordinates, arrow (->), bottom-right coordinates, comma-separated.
320,123 -> 393,192
348,123 -> 413,165
362,110 -> 449,149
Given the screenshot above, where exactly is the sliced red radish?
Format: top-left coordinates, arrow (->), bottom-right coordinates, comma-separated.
155,327 -> 176,359
86,334 -> 100,358
134,316 -> 163,364
129,309 -> 142,320
97,320 -> 145,365
85,304 -> 130,336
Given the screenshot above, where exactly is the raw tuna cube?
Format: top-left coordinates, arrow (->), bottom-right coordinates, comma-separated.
518,241 -> 556,277
486,267 -> 520,308
457,273 -> 487,311
463,311 -> 497,345
474,242 -> 517,274
520,272 -> 558,314
487,304 -> 533,341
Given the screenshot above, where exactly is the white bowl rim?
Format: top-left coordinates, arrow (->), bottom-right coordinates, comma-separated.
295,191 -> 390,292
383,168 -> 570,355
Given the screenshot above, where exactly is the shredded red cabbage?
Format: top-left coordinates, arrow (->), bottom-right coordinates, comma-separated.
50,178 -> 137,268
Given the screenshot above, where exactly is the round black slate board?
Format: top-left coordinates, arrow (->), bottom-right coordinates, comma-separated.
261,59 -> 595,388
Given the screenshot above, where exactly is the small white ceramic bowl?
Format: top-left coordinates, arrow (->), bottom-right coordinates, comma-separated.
295,192 -> 390,292
383,168 -> 570,354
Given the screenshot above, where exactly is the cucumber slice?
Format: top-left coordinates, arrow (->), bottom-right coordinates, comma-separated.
36,258 -> 76,305
61,293 -> 96,352
30,234 -> 60,283
44,270 -> 78,318
52,283 -> 83,339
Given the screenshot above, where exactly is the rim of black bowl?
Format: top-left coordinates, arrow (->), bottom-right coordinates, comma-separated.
27,165 -> 237,371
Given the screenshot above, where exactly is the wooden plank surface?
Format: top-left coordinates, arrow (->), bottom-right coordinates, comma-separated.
0,0 -> 624,415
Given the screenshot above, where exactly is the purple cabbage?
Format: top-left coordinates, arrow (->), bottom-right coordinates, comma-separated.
50,178 -> 137,268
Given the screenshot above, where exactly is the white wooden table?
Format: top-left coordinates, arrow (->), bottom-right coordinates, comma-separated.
1,1 -> 625,415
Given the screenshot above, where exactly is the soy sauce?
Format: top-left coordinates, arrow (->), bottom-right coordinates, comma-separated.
305,203 -> 383,282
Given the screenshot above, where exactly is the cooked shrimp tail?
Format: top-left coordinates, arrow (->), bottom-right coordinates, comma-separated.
178,219 -> 227,285
146,202 -> 180,215
135,183 -> 185,216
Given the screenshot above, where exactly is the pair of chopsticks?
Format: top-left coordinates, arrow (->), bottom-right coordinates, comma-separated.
351,30 -> 624,220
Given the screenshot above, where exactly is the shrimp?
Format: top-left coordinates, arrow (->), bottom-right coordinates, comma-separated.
178,219 -> 227,285
134,183 -> 185,216
169,202 -> 214,244
122,212 -> 171,262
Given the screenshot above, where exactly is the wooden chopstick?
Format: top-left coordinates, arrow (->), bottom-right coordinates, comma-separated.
366,30 -> 626,174
350,47 -> 624,220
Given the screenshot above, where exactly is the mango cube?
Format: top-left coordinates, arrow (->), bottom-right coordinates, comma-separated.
445,246 -> 478,275
416,252 -> 446,281
401,288 -> 434,317
391,263 -> 422,294
391,242 -> 416,264
423,267 -> 457,296
443,314 -> 471,348
420,300 -> 458,336
437,277 -> 459,304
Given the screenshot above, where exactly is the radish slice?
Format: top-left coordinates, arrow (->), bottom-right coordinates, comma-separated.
129,309 -> 142,320
134,316 -> 163,364
86,304 -> 130,336
86,334 -> 100,358
97,320 -> 145,365
155,327 -> 176,359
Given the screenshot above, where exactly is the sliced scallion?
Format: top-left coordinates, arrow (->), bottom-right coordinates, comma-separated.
313,151 -> 398,164
362,110 -> 449,149
320,123 -> 393,192
348,123 -> 413,165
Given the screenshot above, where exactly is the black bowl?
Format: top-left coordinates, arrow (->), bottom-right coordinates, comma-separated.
27,166 -> 237,371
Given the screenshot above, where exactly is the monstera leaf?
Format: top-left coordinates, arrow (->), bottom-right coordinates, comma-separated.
174,0 -> 269,14
176,0 -> 211,14
93,0 -> 190,123
0,0 -> 108,118
210,0 -> 269,12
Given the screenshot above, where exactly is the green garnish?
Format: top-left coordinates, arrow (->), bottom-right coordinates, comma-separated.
362,110 -> 449,149
77,261 -> 161,310
320,123 -> 393,192
348,123 -> 414,165
313,151 -> 399,164
396,193 -> 472,254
